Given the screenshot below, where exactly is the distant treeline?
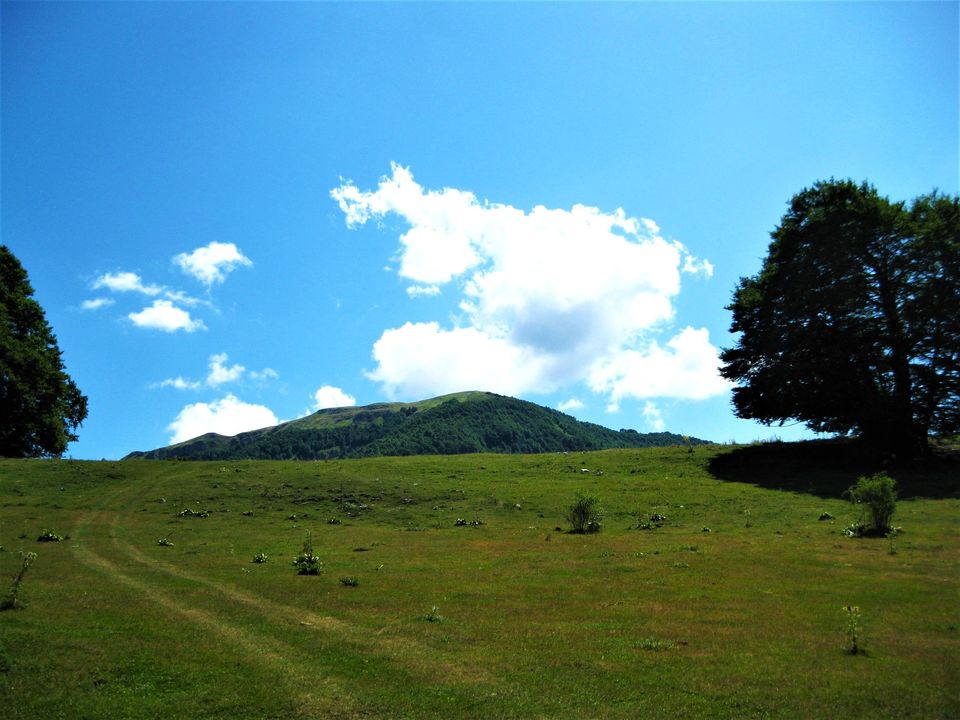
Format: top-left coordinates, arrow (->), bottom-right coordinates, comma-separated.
126,394 -> 709,461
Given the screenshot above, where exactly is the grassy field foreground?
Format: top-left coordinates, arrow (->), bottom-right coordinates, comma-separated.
0,446 -> 957,718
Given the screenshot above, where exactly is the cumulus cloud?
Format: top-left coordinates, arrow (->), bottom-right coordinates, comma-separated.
175,241 -> 252,286
642,401 -> 666,432
206,353 -> 245,386
588,326 -> 731,402
93,272 -> 162,296
81,297 -> 115,311
558,398 -> 584,413
333,164 -> 728,406
167,394 -> 278,443
311,385 -> 357,410
129,300 -> 206,333
155,353 -> 273,390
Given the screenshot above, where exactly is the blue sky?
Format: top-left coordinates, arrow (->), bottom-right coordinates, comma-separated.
3,2 -> 957,459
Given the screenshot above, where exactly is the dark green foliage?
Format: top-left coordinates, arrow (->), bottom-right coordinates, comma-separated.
0,246 -> 88,457
845,473 -> 897,534
720,181 -> 959,457
36,529 -> 63,542
125,392 -> 710,460
566,493 -> 603,534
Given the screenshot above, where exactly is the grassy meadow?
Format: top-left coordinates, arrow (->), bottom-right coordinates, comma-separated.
0,445 -> 957,718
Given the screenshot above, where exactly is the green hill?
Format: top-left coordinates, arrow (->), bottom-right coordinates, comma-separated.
124,391 -> 710,460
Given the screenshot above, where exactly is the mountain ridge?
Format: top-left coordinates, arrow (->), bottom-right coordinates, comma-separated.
124,391 -> 711,460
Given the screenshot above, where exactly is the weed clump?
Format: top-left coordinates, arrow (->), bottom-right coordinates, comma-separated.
36,530 -> 63,542
844,473 -> 897,536
252,553 -> 268,564
292,532 -> 322,575
422,605 -> 443,623
637,513 -> 666,530
567,493 -> 603,534
843,605 -> 863,655
339,576 -> 359,587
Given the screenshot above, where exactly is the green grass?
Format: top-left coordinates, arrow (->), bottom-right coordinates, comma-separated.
0,446 -> 957,718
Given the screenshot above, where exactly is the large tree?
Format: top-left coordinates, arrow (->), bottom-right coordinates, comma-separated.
0,246 -> 88,457
720,180 -> 959,456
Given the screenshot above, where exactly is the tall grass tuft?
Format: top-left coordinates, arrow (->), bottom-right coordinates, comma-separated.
1,551 -> 37,611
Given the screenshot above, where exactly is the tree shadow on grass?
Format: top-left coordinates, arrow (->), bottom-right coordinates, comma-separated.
707,439 -> 960,500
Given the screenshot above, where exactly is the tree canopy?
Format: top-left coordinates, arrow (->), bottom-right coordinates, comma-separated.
0,245 -> 88,457
720,180 -> 959,456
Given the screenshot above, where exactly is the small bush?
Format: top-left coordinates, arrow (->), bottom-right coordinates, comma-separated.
178,508 -> 208,518
339,576 -> 359,587
157,536 -> 174,547
252,553 -> 268,563
37,530 -> 63,542
844,473 -> 897,534
567,493 -> 603,534
292,532 -> 322,575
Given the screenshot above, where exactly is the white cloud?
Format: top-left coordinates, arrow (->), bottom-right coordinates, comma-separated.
156,376 -> 202,391
367,322 -> 548,399
406,284 -> 441,298
129,300 -> 206,333
174,242 -> 252,286
683,255 -> 715,278
311,385 -> 357,410
334,164 -> 728,406
642,401 -> 666,432
206,353 -> 245,386
155,353 -> 270,390
588,326 -> 731,402
93,272 -> 162,296
558,398 -> 584,413
167,394 -> 279,443
81,297 -> 115,311
249,368 -> 279,382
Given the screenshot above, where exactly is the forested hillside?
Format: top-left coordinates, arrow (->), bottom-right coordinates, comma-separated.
125,392 -> 709,460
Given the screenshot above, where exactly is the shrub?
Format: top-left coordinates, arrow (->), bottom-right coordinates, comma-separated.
252,553 -> 268,563
37,530 -> 63,542
422,605 -> 443,623
339,576 -> 359,587
844,473 -> 897,534
567,493 -> 603,534
292,532 -> 322,575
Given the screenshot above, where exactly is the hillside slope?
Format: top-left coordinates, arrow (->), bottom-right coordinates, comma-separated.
125,391 -> 710,460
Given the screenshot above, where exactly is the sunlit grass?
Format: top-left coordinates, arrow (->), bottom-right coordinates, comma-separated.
1,447 -> 957,718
